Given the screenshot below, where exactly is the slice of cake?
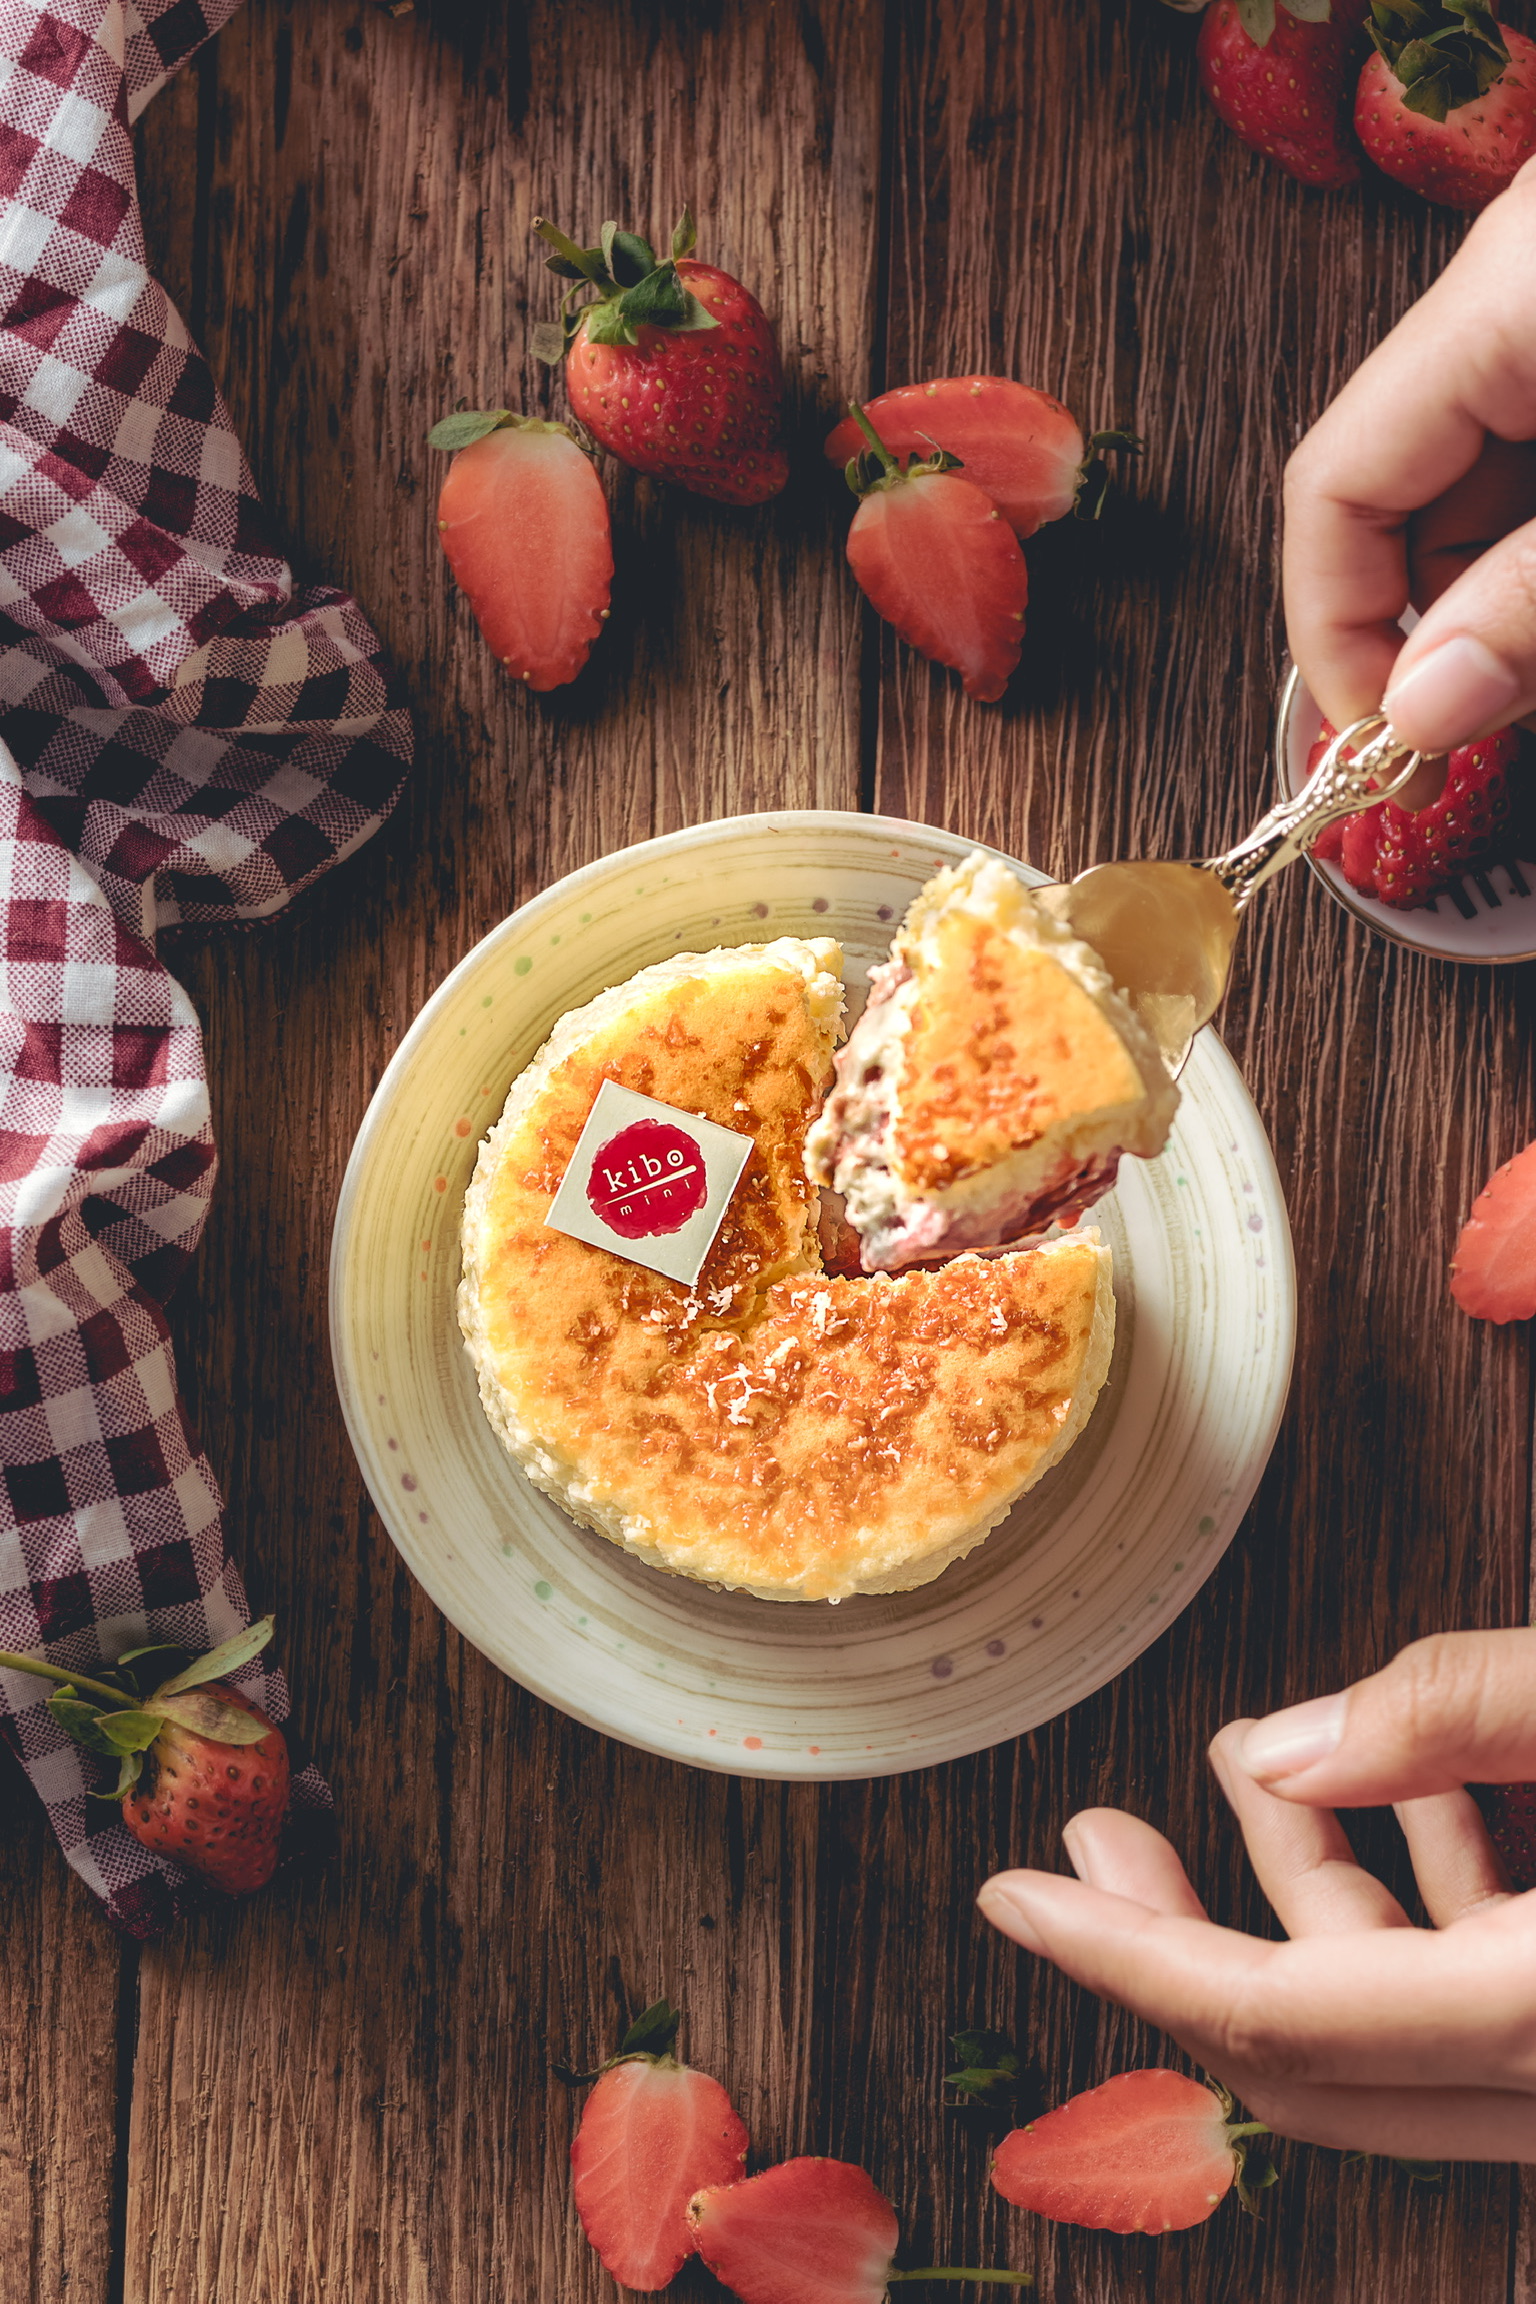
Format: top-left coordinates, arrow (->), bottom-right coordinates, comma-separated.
805,852 -> 1177,1272
459,935 -> 1113,1601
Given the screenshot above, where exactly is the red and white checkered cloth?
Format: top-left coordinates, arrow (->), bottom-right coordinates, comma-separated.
0,0 -> 411,1935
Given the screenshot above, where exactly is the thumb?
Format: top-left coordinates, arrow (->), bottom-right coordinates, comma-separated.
1382,517 -> 1536,751
1231,1629 -> 1536,1805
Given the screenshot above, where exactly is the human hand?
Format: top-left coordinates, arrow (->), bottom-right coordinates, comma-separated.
977,1630 -> 1536,2160
1283,158 -> 1536,757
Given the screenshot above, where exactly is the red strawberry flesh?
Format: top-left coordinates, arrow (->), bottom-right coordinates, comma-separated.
1450,1137 -> 1536,1324
123,1685 -> 289,1895
824,379 -> 1084,537
436,424 -> 612,691
1306,719 -> 1521,909
688,2158 -> 899,2304
1198,0 -> 1369,189
847,467 -> 1028,700
572,2056 -> 748,2289
991,2068 -> 1239,2234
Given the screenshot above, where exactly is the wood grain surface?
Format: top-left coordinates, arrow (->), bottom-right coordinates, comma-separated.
3,0 -> 1535,2297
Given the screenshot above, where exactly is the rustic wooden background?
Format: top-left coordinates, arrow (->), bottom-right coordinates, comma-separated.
2,0 -> 1533,2297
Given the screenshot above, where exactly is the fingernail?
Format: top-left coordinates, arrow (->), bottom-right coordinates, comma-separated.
1060,1817 -> 1090,1882
976,1879 -> 1051,1956
1236,1691 -> 1348,1781
1383,634 -> 1521,751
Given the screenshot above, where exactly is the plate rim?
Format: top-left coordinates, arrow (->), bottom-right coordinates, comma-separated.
329,808 -> 1297,1779
1275,662 -> 1536,967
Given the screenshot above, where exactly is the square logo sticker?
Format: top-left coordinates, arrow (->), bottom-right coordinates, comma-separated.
545,1080 -> 755,1287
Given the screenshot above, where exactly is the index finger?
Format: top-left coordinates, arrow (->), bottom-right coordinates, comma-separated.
1282,171 -> 1536,734
975,1869 -> 1536,2091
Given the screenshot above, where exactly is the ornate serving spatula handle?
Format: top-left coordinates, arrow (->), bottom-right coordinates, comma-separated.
1206,711 -> 1423,911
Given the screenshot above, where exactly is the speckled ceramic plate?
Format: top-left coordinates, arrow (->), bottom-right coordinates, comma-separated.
329,812 -> 1295,1781
1277,659 -> 1536,964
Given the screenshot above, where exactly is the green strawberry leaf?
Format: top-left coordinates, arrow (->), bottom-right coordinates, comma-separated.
46,1693 -> 128,1757
601,223 -> 656,287
1395,2158 -> 1444,2182
88,1752 -> 144,1801
533,218 -> 609,286
671,207 -> 699,260
1279,0 -> 1334,18
154,1615 -> 274,1697
113,1643 -> 192,1699
1235,0 -> 1278,42
619,1997 -> 682,2059
154,1691 -> 271,1745
945,2028 -> 1023,2106
1236,2151 -> 1280,2213
427,409 -> 514,452
616,262 -> 691,329
531,322 -> 569,367
96,1708 -> 166,1754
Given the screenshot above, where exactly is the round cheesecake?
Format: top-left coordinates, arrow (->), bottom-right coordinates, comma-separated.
460,935 -> 1114,1602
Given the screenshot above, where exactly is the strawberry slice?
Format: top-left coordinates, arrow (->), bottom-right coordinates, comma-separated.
991,2069 -> 1268,2234
688,2156 -> 1033,2303
570,2000 -> 748,2289
429,410 -> 613,690
842,404 -> 1028,702
1450,1137 -> 1536,1323
823,379 -> 1140,537
690,2160 -> 899,2304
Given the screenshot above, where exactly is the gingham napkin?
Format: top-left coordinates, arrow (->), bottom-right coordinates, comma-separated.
0,0 -> 411,1935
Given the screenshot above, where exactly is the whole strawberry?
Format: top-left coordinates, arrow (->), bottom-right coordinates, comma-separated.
533,210 -> 787,506
842,402 -> 1029,702
568,1997 -> 749,2289
991,2069 -> 1273,2234
1355,0 -> 1536,208
1198,0 -> 1370,188
0,1617 -> 290,1894
428,409 -> 612,691
1309,719 -> 1521,906
824,378 -> 1142,535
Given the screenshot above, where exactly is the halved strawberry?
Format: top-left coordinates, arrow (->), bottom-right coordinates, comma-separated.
429,409 -> 613,690
690,2160 -> 898,2304
823,379 -> 1140,536
842,404 -> 1028,701
1449,1137 -> 1536,1323
570,1999 -> 748,2289
687,2156 -> 1032,2303
991,2069 -> 1270,2234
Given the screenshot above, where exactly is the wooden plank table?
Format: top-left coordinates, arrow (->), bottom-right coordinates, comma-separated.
2,0 -> 1533,2296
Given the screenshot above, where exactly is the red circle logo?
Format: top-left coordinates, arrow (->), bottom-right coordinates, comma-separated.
585,1118 -> 708,1239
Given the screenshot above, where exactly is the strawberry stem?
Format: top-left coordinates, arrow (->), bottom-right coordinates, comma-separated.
0,1651 -> 129,1708
847,401 -> 900,479
887,2274 -> 1034,2287
1226,2121 -> 1271,2141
